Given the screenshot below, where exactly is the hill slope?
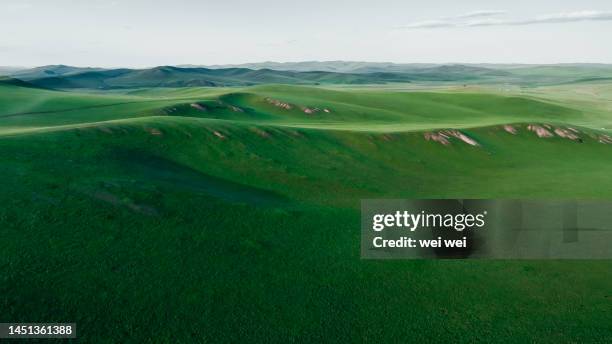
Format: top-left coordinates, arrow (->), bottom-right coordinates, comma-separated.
1,82 -> 612,342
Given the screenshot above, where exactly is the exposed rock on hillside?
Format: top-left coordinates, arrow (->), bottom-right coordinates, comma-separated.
265,97 -> 292,110
527,124 -> 553,138
554,127 -> 580,141
424,130 -> 479,146
190,103 -> 206,111
503,125 -> 517,135
264,98 -> 330,115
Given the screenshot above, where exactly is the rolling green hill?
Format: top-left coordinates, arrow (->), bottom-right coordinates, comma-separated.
1,81 -> 612,342
0,83 -> 588,132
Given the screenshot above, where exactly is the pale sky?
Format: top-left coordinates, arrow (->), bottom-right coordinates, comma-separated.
2,0 -> 612,67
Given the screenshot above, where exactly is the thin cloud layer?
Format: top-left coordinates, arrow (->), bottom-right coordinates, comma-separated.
445,10 -> 507,20
400,10 -> 612,29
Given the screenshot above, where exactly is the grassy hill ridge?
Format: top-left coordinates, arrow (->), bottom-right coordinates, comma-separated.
0,83 -> 591,133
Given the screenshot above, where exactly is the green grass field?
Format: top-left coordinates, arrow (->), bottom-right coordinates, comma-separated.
1,80 -> 612,342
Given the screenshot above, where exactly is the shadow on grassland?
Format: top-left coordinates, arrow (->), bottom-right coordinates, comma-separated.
111,149 -> 290,208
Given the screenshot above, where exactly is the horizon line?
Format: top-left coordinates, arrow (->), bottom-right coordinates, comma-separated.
4,61 -> 612,70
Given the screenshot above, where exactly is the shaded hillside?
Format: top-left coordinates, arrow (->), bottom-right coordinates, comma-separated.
0,76 -> 47,90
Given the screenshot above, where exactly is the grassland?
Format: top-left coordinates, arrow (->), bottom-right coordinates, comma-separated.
1,80 -> 612,343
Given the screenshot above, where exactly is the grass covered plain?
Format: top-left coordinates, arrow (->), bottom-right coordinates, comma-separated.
1,81 -> 612,343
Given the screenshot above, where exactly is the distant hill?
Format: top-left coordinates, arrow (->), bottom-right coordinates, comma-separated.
13,62 -> 612,89
191,61 -> 612,84
192,61 -> 437,73
197,61 -> 612,74
18,64 -> 519,89
194,61 -> 512,75
11,65 -> 107,81
22,66 -> 421,89
187,61 -> 480,73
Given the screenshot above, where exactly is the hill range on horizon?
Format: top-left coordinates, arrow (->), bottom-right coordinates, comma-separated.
3,61 -> 612,90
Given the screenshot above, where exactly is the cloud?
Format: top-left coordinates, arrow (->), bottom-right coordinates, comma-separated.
401,20 -> 455,29
444,10 -> 507,20
400,10 -> 505,29
468,10 -> 612,27
399,10 -> 612,29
